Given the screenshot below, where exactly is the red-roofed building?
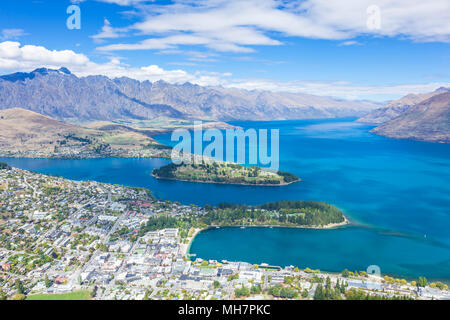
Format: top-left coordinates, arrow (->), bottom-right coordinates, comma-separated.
55,277 -> 68,284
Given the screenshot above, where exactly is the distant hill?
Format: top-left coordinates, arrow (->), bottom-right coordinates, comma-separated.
357,87 -> 449,124
371,92 -> 450,143
0,108 -> 159,155
0,68 -> 380,122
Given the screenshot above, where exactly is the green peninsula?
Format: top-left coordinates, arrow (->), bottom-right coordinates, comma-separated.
140,200 -> 348,233
152,161 -> 300,186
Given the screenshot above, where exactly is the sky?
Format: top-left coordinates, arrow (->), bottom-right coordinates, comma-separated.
0,0 -> 449,101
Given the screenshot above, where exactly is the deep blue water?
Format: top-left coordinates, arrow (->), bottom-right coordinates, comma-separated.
190,227 -> 450,280
2,118 -> 450,279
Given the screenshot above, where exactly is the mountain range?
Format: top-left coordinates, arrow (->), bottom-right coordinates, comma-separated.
2,67 -> 447,144
357,87 -> 449,124
0,68 -> 380,123
370,92 -> 450,143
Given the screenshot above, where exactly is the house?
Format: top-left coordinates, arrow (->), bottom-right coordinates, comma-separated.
55,277 -> 68,284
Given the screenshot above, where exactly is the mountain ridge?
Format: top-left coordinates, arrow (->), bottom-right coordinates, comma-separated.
357,87 -> 449,124
0,67 -> 381,122
370,92 -> 450,143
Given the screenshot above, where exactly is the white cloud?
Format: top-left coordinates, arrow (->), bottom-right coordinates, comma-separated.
0,41 -> 448,101
0,41 -> 224,85
95,0 -> 450,53
224,78 -> 450,101
96,0 -> 152,6
338,41 -> 362,46
0,29 -> 27,41
91,19 -> 127,43
0,41 -> 89,70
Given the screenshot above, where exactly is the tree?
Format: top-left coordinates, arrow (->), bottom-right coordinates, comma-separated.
213,280 -> 221,289
45,275 -> 51,288
301,289 -> 309,298
228,274 -> 239,281
91,286 -> 97,298
0,162 -> 11,170
268,285 -> 297,299
417,277 -> 428,287
251,285 -> 261,295
430,282 -> 447,290
313,284 -> 325,300
338,279 -> 347,294
324,277 -> 332,298
235,286 -> 250,298
15,279 -> 24,295
284,276 -> 294,285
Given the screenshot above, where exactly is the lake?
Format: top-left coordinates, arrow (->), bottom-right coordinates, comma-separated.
2,118 -> 450,279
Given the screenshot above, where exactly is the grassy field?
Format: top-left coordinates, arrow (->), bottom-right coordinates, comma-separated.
26,290 -> 92,300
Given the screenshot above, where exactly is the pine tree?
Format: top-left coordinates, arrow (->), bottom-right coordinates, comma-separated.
314,284 -> 325,300
45,275 -> 51,288
15,279 -> 24,295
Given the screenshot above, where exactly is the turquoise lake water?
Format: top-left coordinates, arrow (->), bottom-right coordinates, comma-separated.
2,118 -> 450,279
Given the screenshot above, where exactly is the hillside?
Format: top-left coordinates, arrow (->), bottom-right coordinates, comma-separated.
0,107 -> 82,151
0,68 -> 380,122
371,92 -> 450,143
0,108 -> 167,158
357,87 -> 449,124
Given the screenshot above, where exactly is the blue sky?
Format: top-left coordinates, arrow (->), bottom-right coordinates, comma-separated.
0,0 -> 449,101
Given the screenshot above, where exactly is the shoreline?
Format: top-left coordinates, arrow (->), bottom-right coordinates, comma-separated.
1,154 -> 301,187
183,220 -> 450,282
183,228 -> 203,256
0,154 -> 171,160
152,173 -> 300,187
185,218 -> 350,257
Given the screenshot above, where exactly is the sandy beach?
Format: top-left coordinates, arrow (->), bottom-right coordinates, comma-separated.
181,228 -> 203,256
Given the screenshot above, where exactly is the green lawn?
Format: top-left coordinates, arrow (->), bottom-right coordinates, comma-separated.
26,290 -> 92,300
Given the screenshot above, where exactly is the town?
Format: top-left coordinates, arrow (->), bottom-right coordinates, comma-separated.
0,143 -> 172,160
0,165 -> 449,300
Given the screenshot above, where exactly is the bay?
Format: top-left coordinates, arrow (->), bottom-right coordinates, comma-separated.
2,118 -> 450,279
